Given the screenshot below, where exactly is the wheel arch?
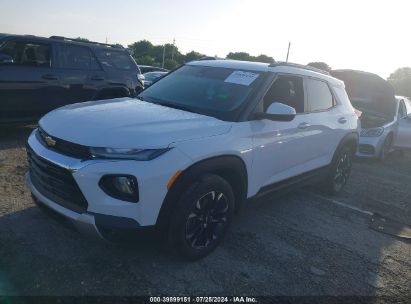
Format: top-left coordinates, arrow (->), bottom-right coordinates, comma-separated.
156,155 -> 248,229
334,132 -> 359,159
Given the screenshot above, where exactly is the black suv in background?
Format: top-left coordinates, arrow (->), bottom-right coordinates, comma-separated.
0,34 -> 144,123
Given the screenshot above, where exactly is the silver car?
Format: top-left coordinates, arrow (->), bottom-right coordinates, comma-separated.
357,96 -> 411,159
331,70 -> 411,160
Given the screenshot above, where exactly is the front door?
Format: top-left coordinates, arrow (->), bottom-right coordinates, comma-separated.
250,75 -> 318,189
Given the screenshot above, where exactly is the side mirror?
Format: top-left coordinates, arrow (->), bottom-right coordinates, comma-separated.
253,102 -> 296,121
0,53 -> 14,64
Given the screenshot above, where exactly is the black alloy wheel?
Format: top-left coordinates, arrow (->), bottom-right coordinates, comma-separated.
185,190 -> 229,250
380,135 -> 393,161
333,147 -> 352,193
169,174 -> 235,260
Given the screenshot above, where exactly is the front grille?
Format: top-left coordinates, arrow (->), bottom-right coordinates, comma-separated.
27,146 -> 88,213
358,144 -> 375,155
36,128 -> 92,160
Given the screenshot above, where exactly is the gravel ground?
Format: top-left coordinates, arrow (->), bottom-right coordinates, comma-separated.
0,125 -> 410,299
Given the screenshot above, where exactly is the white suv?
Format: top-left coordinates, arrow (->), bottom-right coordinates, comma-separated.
26,60 -> 359,260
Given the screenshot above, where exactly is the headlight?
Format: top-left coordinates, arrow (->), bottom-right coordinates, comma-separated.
360,127 -> 384,137
137,73 -> 145,85
90,147 -> 171,161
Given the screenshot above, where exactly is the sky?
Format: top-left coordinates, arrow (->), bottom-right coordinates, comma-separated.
1,0 -> 410,78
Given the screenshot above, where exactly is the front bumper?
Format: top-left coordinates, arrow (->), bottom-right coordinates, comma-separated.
26,129 -> 192,232
26,172 -> 103,238
356,135 -> 385,158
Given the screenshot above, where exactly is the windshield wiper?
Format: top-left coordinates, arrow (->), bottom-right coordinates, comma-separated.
136,96 -> 147,102
156,102 -> 196,114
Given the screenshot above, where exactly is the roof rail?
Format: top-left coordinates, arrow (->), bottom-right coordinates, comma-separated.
269,61 -> 330,75
49,36 -> 123,48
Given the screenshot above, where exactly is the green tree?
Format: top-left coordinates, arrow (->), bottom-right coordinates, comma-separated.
164,59 -> 179,70
184,51 -> 205,62
388,67 -> 411,97
136,55 -> 155,66
255,54 -> 275,64
226,52 -> 252,61
128,40 -> 154,58
307,62 -> 332,72
226,52 -> 274,63
165,43 -> 184,63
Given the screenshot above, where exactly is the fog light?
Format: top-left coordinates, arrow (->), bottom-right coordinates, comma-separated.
99,175 -> 139,202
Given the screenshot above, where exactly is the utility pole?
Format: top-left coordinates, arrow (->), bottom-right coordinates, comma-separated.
162,44 -> 166,68
171,38 -> 176,61
286,41 -> 291,62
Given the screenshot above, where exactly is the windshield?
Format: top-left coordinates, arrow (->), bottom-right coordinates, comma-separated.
138,65 -> 266,120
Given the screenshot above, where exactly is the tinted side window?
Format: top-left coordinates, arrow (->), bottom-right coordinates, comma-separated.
0,41 -> 19,64
405,100 -> 411,115
0,41 -> 51,67
60,45 -> 93,69
398,101 -> 407,118
96,50 -> 136,70
21,43 -> 51,67
307,78 -> 334,111
263,76 -> 305,113
333,86 -> 350,106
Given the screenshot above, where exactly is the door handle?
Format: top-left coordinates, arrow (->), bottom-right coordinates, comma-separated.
42,74 -> 58,80
298,122 -> 311,129
338,117 -> 348,124
91,75 -> 105,81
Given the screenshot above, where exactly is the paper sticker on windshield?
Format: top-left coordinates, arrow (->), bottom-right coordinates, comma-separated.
224,71 -> 259,86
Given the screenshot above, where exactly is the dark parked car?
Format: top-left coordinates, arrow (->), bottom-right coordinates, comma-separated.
0,34 -> 144,123
138,65 -> 168,74
143,71 -> 168,87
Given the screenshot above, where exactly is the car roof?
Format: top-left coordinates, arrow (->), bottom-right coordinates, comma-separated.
188,59 -> 344,86
0,33 -> 124,51
0,33 -> 11,39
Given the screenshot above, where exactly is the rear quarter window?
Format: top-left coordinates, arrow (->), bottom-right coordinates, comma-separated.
306,78 -> 334,111
95,49 -> 137,70
333,86 -> 351,106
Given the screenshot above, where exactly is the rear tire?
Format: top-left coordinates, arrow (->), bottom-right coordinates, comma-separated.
379,134 -> 393,161
168,174 -> 235,260
323,146 -> 353,195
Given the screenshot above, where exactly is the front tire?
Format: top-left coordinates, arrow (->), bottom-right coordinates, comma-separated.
168,174 -> 235,260
323,146 -> 353,195
379,134 -> 393,161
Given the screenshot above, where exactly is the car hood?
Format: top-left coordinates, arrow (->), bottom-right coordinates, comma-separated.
331,69 -> 396,119
39,98 -> 232,148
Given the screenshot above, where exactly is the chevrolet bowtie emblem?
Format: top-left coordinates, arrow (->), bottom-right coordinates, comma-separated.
44,136 -> 56,147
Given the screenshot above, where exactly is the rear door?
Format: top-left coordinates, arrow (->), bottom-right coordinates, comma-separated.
304,78 -> 349,166
53,43 -> 103,107
0,39 -> 62,121
394,99 -> 411,149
